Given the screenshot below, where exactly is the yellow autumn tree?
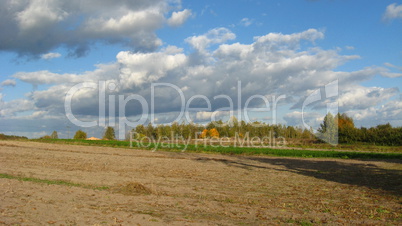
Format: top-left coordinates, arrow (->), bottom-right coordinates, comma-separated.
209,128 -> 219,138
200,129 -> 208,138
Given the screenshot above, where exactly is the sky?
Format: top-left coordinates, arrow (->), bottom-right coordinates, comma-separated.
0,0 -> 401,139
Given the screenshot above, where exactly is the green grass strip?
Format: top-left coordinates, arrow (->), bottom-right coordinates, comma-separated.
0,173 -> 109,190
31,139 -> 402,160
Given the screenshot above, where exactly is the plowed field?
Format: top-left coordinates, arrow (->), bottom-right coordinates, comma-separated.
0,141 -> 401,225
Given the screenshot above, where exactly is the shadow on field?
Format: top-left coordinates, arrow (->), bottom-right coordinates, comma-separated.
252,158 -> 402,195
194,157 -> 402,195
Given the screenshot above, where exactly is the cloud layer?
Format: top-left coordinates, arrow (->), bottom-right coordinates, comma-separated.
2,28 -> 399,136
0,0 -> 190,57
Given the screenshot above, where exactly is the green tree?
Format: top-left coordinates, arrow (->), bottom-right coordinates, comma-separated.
135,124 -> 146,137
220,124 -> 230,137
103,126 -> 115,140
146,123 -> 155,139
74,130 -> 87,140
50,131 -> 58,139
40,135 -> 52,139
156,125 -> 164,139
317,113 -> 338,145
181,122 -> 192,139
301,128 -> 313,139
336,113 -> 357,144
171,122 -> 180,138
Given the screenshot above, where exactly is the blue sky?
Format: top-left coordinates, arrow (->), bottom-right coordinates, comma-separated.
0,0 -> 401,139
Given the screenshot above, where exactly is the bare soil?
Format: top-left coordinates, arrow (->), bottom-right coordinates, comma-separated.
0,141 -> 401,225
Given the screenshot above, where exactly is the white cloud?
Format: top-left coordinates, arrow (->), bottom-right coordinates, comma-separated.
1,79 -> 16,87
117,48 -> 187,87
253,29 -> 324,51
16,0 -> 68,32
13,70 -> 83,85
383,3 -> 402,21
346,99 -> 402,127
24,29 -> 398,115
284,111 -> 323,129
0,0 -> 179,57
195,111 -> 228,121
380,71 -> 402,78
346,107 -> 378,124
0,95 -> 35,117
383,62 -> 402,77
378,100 -> 402,121
384,62 -> 402,70
339,85 -> 399,110
239,18 -> 253,27
13,63 -> 119,86
186,27 -> 236,51
167,9 -> 192,27
377,65 -> 402,78
41,52 -> 61,59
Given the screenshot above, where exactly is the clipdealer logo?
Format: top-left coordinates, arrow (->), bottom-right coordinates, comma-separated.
64,81 -> 286,140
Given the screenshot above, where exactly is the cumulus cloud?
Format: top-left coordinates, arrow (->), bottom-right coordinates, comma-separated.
117,47 -> 187,87
41,52 -> 61,59
1,79 -> 16,87
377,99 -> 402,122
286,84 -> 401,128
284,111 -> 323,129
383,3 -> 402,21
345,98 -> 402,127
167,9 -> 192,27
186,28 -> 236,51
0,94 -> 35,117
338,86 -> 399,111
0,0 -> 187,57
195,111 -> 229,121
253,28 -> 324,50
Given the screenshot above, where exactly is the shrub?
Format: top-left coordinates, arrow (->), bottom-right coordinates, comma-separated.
103,127 -> 115,140
74,130 -> 87,139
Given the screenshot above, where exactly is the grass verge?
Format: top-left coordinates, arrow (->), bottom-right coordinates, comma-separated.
287,143 -> 402,153
0,173 -> 109,190
30,139 -> 402,160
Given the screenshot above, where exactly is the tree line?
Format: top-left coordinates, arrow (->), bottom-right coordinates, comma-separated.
43,113 -> 401,146
40,127 -> 116,140
333,113 -> 402,146
132,114 -> 401,146
132,117 -> 314,140
72,127 -> 116,140
0,133 -> 28,140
